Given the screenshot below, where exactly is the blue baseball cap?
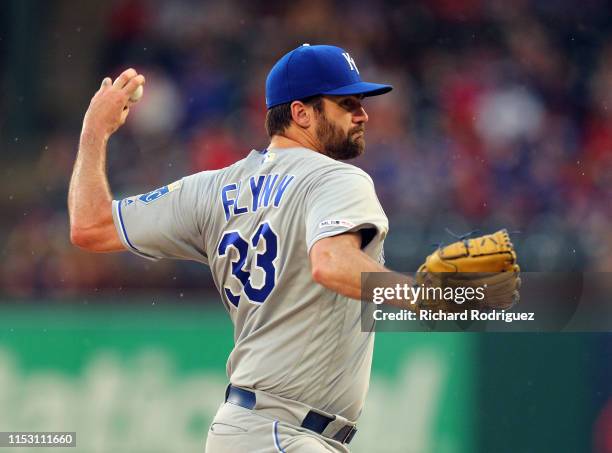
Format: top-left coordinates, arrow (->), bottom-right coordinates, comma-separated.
265,44 -> 392,109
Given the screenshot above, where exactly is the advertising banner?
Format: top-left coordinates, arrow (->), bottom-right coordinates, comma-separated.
0,305 -> 475,453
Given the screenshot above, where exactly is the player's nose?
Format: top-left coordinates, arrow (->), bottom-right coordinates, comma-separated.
354,106 -> 368,124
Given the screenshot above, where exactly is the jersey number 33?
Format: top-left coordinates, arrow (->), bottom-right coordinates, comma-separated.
217,222 -> 278,307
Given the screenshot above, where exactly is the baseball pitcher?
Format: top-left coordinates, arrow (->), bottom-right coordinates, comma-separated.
69,44 -> 519,452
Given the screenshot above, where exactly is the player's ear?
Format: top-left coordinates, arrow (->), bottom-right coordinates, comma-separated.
290,100 -> 313,129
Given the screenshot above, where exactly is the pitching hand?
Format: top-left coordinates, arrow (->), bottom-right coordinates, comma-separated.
82,68 -> 145,139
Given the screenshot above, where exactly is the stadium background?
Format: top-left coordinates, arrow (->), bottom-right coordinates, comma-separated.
0,0 -> 610,451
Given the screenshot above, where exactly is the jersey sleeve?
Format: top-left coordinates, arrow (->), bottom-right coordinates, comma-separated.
111,171 -> 215,263
305,169 -> 388,254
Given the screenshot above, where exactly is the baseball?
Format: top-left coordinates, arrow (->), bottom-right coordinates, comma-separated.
129,84 -> 144,102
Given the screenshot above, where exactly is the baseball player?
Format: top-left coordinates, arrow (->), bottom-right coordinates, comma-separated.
69,43 -> 391,452
69,44 -> 518,452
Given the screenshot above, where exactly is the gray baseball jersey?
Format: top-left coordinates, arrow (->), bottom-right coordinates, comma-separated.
111,146 -> 388,421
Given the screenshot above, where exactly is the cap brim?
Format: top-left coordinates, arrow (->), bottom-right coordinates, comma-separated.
322,81 -> 392,98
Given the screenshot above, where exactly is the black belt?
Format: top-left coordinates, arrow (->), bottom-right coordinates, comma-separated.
224,385 -> 357,445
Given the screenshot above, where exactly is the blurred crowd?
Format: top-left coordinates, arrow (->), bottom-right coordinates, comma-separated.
1,0 -> 611,298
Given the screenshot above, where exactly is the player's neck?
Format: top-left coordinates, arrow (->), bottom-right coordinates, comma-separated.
268,131 -> 321,153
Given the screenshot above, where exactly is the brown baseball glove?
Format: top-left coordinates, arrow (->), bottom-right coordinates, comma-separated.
415,229 -> 521,311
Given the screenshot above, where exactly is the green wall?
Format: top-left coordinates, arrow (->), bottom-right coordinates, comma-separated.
0,305 -> 476,453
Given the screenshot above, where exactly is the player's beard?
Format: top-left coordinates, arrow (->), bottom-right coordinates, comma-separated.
315,112 -> 365,160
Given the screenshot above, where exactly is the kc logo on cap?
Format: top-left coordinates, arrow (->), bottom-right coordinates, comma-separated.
341,52 -> 359,74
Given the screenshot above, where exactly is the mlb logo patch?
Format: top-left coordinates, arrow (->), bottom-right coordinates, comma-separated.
318,219 -> 356,229
263,152 -> 276,164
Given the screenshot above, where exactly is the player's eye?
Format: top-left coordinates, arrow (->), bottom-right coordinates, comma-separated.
340,99 -> 361,111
